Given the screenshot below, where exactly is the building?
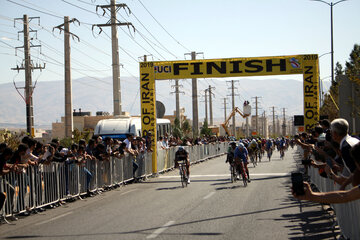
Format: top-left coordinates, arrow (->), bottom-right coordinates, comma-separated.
338,75 -> 360,135
163,108 -> 188,125
52,110 -> 118,139
250,115 -> 269,138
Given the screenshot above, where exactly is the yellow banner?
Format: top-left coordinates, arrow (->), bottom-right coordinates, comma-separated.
302,55 -> 320,131
141,55 -> 304,80
139,64 -> 157,173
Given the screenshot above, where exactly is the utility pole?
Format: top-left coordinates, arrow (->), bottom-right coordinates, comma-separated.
93,1 -> 134,116
208,85 -> 215,126
262,111 -> 266,137
282,108 -> 287,136
171,80 -> 184,123
202,88 -> 208,123
185,51 -> 203,137
11,15 -> 44,137
227,80 -> 239,136
252,96 -> 262,135
222,98 -> 228,122
54,17 -> 80,138
270,106 -> 276,137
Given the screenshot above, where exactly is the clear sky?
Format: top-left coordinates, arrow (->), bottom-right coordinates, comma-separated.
0,0 -> 359,116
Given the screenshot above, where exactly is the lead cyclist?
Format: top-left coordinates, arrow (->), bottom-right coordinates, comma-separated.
174,147 -> 190,184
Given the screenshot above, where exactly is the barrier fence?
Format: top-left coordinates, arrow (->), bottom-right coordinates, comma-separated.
0,142 -> 228,219
297,147 -> 360,240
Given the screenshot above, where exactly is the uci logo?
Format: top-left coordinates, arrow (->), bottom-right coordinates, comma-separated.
154,65 -> 172,73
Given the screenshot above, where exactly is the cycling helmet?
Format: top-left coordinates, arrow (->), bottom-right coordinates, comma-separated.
178,146 -> 184,151
230,142 -> 237,146
238,143 -> 245,149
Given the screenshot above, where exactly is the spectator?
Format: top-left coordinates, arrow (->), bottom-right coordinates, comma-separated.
293,142 -> 360,204
93,143 -> 109,161
145,131 -> 153,152
124,134 -> 136,156
86,139 -> 96,158
0,142 -> 7,155
0,147 -> 13,175
158,136 -> 165,150
330,118 -> 360,189
162,137 -> 169,149
77,145 -> 93,197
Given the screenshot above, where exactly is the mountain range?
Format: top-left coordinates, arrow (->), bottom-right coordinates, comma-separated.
0,76 -> 304,129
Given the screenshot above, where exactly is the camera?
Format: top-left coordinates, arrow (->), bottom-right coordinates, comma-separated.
301,159 -> 312,165
291,172 -> 305,195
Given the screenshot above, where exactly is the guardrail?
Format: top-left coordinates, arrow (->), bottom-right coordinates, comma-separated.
0,142 -> 228,219
296,147 -> 360,240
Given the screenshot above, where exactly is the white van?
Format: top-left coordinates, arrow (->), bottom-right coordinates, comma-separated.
94,117 -> 171,141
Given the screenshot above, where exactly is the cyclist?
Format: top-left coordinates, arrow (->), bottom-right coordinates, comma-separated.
234,143 -> 251,182
248,139 -> 259,163
226,142 -> 238,180
265,138 -> 273,161
279,137 -> 286,158
226,142 -> 237,165
174,147 -> 190,184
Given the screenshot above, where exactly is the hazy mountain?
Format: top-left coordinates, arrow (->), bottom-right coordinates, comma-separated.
0,76 -> 303,129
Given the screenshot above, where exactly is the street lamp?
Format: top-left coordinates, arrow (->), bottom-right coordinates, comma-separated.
311,0 -> 348,85
318,52 -> 332,106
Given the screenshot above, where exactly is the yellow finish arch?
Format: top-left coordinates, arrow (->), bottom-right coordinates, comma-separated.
140,54 -> 319,173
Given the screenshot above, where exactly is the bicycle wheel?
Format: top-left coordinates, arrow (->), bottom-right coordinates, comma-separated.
180,166 -> 186,188
230,165 -> 235,183
183,167 -> 188,187
242,173 -> 248,187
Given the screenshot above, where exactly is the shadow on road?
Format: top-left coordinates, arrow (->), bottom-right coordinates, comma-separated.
271,195 -> 340,239
3,205 -> 300,239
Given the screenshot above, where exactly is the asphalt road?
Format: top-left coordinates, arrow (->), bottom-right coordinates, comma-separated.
0,148 -> 338,239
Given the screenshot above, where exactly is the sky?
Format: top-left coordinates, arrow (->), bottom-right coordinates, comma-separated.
0,0 -> 359,120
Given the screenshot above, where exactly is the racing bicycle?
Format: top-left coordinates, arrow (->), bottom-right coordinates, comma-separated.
178,160 -> 188,188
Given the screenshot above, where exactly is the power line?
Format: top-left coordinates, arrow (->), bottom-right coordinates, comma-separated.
6,0 -> 63,20
75,0 -> 97,6
103,11 -> 167,60
137,0 -> 190,52
129,11 -> 178,58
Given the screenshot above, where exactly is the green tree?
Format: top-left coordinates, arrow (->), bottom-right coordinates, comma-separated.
181,119 -> 192,137
200,120 -> 212,136
320,62 -> 341,120
345,44 -> 360,116
345,44 -> 360,83
172,118 -> 182,139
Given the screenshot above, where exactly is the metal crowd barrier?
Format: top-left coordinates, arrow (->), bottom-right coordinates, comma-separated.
0,142 -> 228,219
308,167 -> 360,240
296,146 -> 360,240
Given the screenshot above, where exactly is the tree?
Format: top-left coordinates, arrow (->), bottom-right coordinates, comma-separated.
172,118 -> 182,139
345,44 -> 360,116
320,62 -> 341,120
200,120 -> 212,136
345,44 -> 360,82
181,119 -> 192,137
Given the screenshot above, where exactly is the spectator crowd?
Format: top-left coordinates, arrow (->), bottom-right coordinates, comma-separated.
0,132 -> 230,220
293,118 -> 360,204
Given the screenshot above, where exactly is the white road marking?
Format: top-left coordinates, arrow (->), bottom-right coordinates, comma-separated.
203,192 -> 215,200
146,221 -> 175,239
120,189 -> 137,196
35,211 -> 73,226
159,173 -> 289,178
